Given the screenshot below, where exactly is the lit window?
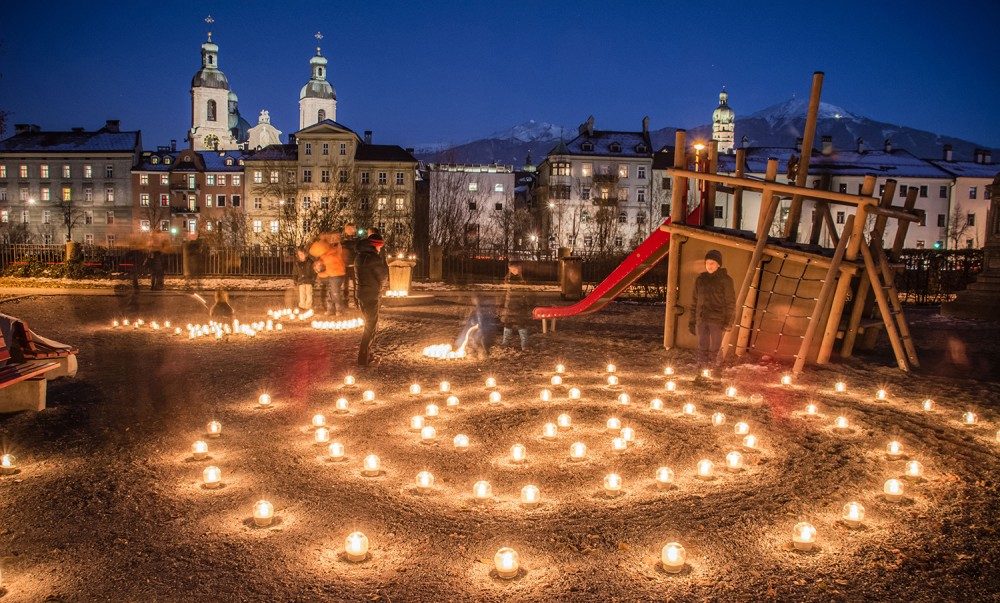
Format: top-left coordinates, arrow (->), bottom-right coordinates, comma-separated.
269,219 -> 279,233
19,165 -> 28,178
40,164 -> 49,178
618,165 -> 628,178
187,175 -> 195,189
41,187 -> 51,201
62,165 -> 70,178
377,196 -> 387,210
140,174 -> 149,186
252,219 -> 263,233
253,170 -> 263,184
84,165 -> 93,179
106,188 -> 114,203
468,182 -> 478,192
187,219 -> 197,233
581,163 -> 592,177
21,210 -> 29,223
270,171 -> 279,184
160,194 -> 169,207
140,219 -> 150,232
85,188 -> 93,202
232,174 -> 241,186
160,220 -> 169,231
206,174 -> 216,186
395,196 -> 405,211
62,187 -> 72,201
84,234 -> 93,244
0,210 -> 7,222
303,197 -> 311,209
550,162 -> 570,176
106,234 -> 115,245
160,174 -> 168,185
494,183 -> 504,193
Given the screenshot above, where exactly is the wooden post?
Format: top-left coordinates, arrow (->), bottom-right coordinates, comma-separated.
734,158 -> 779,357
842,180 -> 897,357
822,205 -> 840,246
793,214 -> 853,374
663,129 -> 687,349
859,243 -> 909,371
784,71 -> 824,242
890,187 -> 919,260
731,147 -> 746,230
808,174 -> 832,245
816,174 -> 876,364
718,158 -> 780,362
704,141 -> 719,227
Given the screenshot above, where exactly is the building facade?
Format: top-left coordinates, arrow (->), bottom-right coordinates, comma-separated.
0,121 -> 141,245
930,146 -> 997,248
536,116 -> 654,255
427,163 -> 515,252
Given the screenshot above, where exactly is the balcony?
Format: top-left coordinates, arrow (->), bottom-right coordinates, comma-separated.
171,205 -> 201,214
592,173 -> 619,184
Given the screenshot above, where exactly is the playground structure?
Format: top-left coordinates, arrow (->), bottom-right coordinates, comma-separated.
535,72 -> 923,372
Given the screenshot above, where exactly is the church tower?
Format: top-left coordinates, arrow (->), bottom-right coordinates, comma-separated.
712,88 -> 736,154
189,17 -> 237,150
299,32 -> 337,129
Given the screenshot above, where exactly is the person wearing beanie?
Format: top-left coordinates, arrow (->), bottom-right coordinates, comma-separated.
689,248 -> 736,362
355,229 -> 389,366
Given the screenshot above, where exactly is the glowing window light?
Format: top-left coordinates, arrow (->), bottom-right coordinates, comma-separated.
603,473 -> 622,496
742,434 -> 758,449
485,377 -> 497,388
446,395 -> 460,407
725,386 -> 737,398
473,480 -> 492,501
712,412 -> 726,426
494,547 -> 519,579
312,414 -> 327,428
540,389 -> 552,402
656,467 -> 674,489
192,440 -> 208,460
617,393 -> 631,405
612,437 -> 627,452
682,403 -> 696,416
568,387 -> 581,399
734,421 -> 749,435
884,478 -> 904,502
202,466 -> 222,489
963,411 -> 978,425
696,459 -> 714,480
328,441 -> 345,461
206,420 -> 222,438
886,440 -> 903,459
410,415 -> 425,431
665,380 -> 677,393
489,391 -> 502,404
510,444 -> 527,464
416,470 -> 434,491
362,454 -> 381,476
314,427 -> 331,445
409,383 -> 422,396
258,393 -> 272,407
650,398 -> 664,412
439,381 -> 451,393
453,434 -> 470,450
420,425 -> 437,443
344,531 -> 369,562
521,484 -> 540,508
551,375 -> 563,386
542,423 -> 558,440
725,450 -> 744,471
557,413 -> 572,430
569,442 -> 587,461
253,500 -> 274,527
905,460 -> 924,480
335,398 -> 349,413
606,417 -> 622,431
842,501 -> 865,528
792,522 -> 816,551
921,399 -> 935,412
363,390 -> 376,403
621,426 -> 635,443
660,542 -> 686,573
425,404 -> 440,417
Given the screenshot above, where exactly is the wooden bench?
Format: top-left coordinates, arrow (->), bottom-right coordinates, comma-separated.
0,314 -> 78,378
0,335 -> 58,412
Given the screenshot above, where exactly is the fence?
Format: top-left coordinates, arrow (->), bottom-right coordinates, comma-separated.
894,249 -> 983,305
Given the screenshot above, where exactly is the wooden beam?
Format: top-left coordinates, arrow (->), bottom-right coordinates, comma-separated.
822,204 -> 840,247
890,188 -> 919,260
859,242 -> 909,371
704,140 -> 719,227
666,168 -> 880,207
731,147 -> 746,230
664,129 -> 687,349
784,72 -> 825,241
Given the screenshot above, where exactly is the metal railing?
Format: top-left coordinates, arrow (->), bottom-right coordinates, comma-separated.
894,249 -> 983,305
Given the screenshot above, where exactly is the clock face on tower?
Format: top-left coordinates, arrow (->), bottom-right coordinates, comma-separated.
203,134 -> 219,149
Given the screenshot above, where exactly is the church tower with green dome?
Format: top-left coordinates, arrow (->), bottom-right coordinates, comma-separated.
188,16 -> 239,150
712,88 -> 736,154
299,32 -> 338,129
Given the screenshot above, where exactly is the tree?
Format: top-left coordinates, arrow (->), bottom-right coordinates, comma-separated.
945,200 -> 973,250
428,169 -> 487,255
486,205 -> 533,259
61,197 -> 88,242
0,221 -> 31,244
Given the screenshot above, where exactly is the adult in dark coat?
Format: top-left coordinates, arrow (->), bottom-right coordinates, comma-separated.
340,223 -> 359,307
148,250 -> 165,291
499,262 -> 534,351
355,231 -> 389,366
688,249 -> 736,362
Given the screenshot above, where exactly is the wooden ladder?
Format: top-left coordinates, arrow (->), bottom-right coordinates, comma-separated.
858,242 -> 920,371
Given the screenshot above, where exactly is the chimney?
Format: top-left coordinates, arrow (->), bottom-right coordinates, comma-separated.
943,144 -> 953,162
404,147 -> 414,154
884,138 -> 892,152
985,150 -> 993,164
821,135 -> 833,156
642,115 -> 650,134
71,127 -> 85,133
104,119 -> 121,132
586,115 -> 595,137
14,124 -> 40,134
170,139 -> 177,152
856,137 -> 865,153
364,130 -> 372,144
795,137 -> 803,153
741,135 -> 749,149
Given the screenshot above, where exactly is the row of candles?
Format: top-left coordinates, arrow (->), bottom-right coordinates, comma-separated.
111,317 -> 285,339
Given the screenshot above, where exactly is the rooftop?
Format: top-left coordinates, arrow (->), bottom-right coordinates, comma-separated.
0,123 -> 140,154
717,147 -> 955,179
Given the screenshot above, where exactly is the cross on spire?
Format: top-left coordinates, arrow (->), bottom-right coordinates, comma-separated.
315,31 -> 323,55
205,15 -> 214,41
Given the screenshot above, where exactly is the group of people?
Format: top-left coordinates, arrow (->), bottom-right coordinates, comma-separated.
456,261 -> 536,358
293,225 -> 389,366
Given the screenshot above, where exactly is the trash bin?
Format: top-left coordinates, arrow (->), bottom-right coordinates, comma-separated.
560,256 -> 583,300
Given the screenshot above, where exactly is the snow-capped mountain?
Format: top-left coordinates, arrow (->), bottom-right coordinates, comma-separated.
414,120 -> 571,165
486,120 -> 570,143
748,97 -> 857,124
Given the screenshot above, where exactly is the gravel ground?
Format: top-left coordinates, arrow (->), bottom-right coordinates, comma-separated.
0,292 -> 998,602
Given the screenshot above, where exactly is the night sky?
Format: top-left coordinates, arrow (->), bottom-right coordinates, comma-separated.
1,0 -> 998,149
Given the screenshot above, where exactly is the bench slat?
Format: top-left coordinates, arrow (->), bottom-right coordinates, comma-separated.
0,361 -> 59,389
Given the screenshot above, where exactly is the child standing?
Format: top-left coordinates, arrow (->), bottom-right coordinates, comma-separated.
689,249 -> 736,363
500,262 -> 534,351
293,246 -> 316,311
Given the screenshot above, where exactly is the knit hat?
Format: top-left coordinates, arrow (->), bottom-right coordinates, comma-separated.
705,249 -> 723,265
367,231 -> 385,251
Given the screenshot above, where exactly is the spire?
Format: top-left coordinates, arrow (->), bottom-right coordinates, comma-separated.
315,31 -> 323,56
205,15 -> 214,42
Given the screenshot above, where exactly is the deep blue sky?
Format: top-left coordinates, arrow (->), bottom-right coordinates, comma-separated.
2,0 -> 998,149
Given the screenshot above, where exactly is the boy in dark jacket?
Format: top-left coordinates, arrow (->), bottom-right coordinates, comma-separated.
689,249 -> 736,362
293,246 -> 316,311
500,262 -> 534,351
355,230 -> 389,366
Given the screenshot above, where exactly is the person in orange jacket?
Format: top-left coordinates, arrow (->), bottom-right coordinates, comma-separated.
313,234 -> 347,316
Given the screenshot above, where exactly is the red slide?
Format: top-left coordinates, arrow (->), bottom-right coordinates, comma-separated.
533,219 -> 673,320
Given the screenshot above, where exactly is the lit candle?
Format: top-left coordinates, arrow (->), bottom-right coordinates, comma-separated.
258,393 -> 272,407
312,414 -> 326,428
696,459 -> 714,480
606,363 -> 616,373
363,390 -> 376,403
607,375 -> 619,387
0,454 -> 17,475
606,417 -> 622,431
420,425 -> 437,443
734,421 -> 749,435
664,366 -> 675,376
603,472 -> 622,496
473,480 -> 492,501
192,440 -> 208,460
253,500 -> 274,527
650,398 -> 664,412
656,466 -> 675,489
362,454 -> 381,476
665,380 -> 677,393
834,381 -> 847,393
886,440 -> 903,458
725,450 -> 744,471
557,413 -> 572,430
963,411 -> 978,425
112,319 -> 120,328
617,393 -> 631,405
551,375 -> 563,386
314,427 -> 331,445
542,423 -> 558,440
494,547 -> 519,579
569,441 -> 587,461
682,402 -> 696,416
884,478 -> 904,502
510,443 -> 527,463
712,412 -> 726,426
612,437 -> 627,452
439,380 -> 450,393
540,389 -> 552,402
410,415 -> 425,431
780,374 -> 792,386
660,542 -> 687,573
555,363 -> 566,374
701,368 -> 711,379
875,388 -> 888,401
454,434 -> 470,449
425,404 -> 440,417
725,386 -> 737,398
905,460 -> 924,480
568,387 -> 581,399
486,377 -> 497,388
328,441 -> 345,461
446,395 -> 460,407
202,466 -> 222,489
409,383 -> 422,396
921,399 -> 935,412
521,484 -> 540,508
335,398 -> 350,413
834,416 -> 850,431
489,391 -> 502,404
416,470 -> 434,491
206,420 -> 222,438
805,403 -> 818,417
344,375 -> 356,387
344,531 -> 369,562
842,501 -> 865,528
621,426 -> 635,443
792,522 -> 817,551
